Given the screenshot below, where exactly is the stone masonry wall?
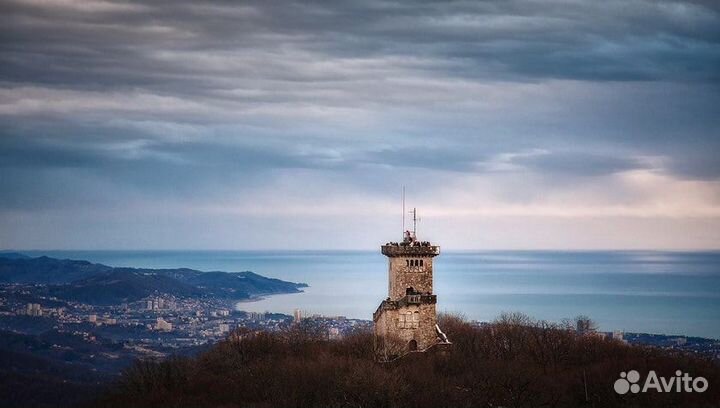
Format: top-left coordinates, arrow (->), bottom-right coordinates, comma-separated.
375,303 -> 437,351
389,256 -> 434,299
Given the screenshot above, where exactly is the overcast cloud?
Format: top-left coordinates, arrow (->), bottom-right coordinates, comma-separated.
1,0 -> 719,249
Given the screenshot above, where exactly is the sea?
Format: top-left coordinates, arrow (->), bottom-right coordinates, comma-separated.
21,250 -> 720,339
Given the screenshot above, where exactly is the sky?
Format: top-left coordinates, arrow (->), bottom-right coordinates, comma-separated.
1,0 -> 719,250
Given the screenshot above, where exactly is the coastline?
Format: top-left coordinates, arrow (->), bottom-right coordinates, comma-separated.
234,288 -> 308,309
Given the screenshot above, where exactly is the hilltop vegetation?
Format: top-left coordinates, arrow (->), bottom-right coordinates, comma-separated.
99,313 -> 720,408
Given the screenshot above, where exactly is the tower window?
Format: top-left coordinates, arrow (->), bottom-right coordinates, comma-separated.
398,312 -> 419,329
405,259 -> 426,270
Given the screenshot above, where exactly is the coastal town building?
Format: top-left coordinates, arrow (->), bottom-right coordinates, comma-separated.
155,317 -> 172,331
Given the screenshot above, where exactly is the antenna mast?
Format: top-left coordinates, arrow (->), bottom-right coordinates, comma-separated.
402,186 -> 406,239
412,207 -> 417,238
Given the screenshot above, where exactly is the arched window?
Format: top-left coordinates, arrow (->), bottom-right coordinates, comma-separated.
408,339 -> 417,351
406,259 -> 409,267
420,259 -> 424,267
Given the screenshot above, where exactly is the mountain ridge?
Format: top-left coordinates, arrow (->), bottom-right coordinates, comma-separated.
0,253 -> 307,305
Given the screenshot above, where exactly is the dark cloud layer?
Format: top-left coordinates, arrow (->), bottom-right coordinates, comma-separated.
511,151 -> 647,177
0,0 -> 719,248
2,0 -> 719,88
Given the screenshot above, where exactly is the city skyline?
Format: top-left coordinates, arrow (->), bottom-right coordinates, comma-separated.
1,0 -> 719,250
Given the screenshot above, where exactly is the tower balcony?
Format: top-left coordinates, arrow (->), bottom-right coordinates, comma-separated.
381,244 -> 440,257
399,294 -> 437,307
373,294 -> 437,321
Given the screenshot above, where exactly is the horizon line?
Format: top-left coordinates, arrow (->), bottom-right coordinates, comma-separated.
4,248 -> 720,253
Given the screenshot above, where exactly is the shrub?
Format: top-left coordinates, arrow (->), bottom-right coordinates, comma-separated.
97,314 -> 720,408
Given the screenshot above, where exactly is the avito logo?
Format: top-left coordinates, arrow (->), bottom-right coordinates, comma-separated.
614,370 -> 709,394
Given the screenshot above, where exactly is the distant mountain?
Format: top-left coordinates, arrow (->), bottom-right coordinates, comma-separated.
47,269 -> 203,305
0,254 -> 306,305
158,269 -> 307,298
0,252 -> 31,260
0,256 -> 111,284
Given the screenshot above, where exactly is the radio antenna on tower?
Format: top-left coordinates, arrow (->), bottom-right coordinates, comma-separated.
401,186 -> 406,240
412,207 -> 418,239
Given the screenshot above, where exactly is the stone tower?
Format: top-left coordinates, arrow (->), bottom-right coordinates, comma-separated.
374,224 -> 442,358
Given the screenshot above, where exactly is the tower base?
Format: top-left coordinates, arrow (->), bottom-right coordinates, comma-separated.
373,294 -> 438,360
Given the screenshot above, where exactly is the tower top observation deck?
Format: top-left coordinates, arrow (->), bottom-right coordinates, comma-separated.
382,231 -> 440,257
